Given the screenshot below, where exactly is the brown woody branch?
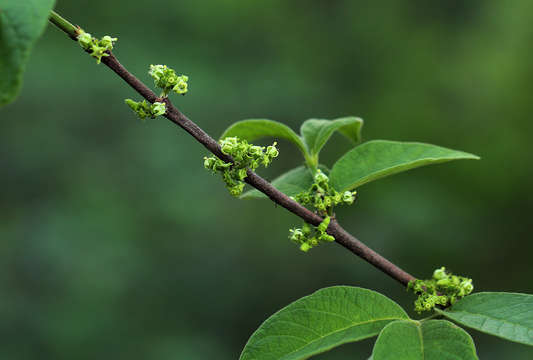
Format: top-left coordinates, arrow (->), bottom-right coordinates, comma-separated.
49,14 -> 416,286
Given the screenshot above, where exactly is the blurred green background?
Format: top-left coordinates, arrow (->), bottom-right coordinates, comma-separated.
1,0 -> 533,358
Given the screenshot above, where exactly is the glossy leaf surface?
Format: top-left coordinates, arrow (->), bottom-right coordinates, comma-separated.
436,292 -> 533,346
300,117 -> 363,156
0,0 -> 56,106
220,119 -> 307,158
240,286 -> 408,360
330,140 -> 479,191
240,165 -> 315,199
372,320 -> 478,360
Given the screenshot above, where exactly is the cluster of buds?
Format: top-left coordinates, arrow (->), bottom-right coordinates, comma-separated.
149,65 -> 189,97
289,216 -> 335,252
124,99 -> 166,120
77,31 -> 117,64
287,170 -> 356,252
408,266 -> 474,313
204,137 -> 279,197
293,170 -> 356,215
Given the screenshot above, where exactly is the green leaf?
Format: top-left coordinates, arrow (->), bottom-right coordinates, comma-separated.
0,0 -> 56,107
330,140 -> 479,192
435,292 -> 533,346
220,119 -> 308,160
240,164 -> 329,200
239,286 -> 408,360
372,320 -> 478,360
300,117 -> 363,156
240,165 -> 314,200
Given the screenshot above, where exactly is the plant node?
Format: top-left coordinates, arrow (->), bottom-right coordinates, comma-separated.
289,217 -> 335,252
148,64 -> 189,97
77,31 -> 117,64
203,137 -> 279,197
124,99 -> 166,120
287,170 -> 356,251
293,169 -> 356,217
408,266 -> 474,313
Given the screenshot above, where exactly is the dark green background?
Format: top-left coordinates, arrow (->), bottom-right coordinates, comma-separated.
1,0 -> 532,358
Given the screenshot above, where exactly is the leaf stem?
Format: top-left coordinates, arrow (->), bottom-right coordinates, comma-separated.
47,10 -> 416,287
420,313 -> 443,322
49,10 -> 81,40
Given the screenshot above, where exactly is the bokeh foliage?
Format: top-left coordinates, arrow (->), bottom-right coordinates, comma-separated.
1,0 -> 532,359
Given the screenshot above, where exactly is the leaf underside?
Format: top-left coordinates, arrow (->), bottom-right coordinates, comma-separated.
0,0 -> 56,107
239,286 -> 408,360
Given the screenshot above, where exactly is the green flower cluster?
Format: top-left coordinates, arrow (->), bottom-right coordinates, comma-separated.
149,65 -> 189,97
77,31 -> 117,64
124,99 -> 166,120
204,137 -> 279,197
293,170 -> 356,216
408,266 -> 474,313
289,216 -> 335,252
287,170 -> 356,252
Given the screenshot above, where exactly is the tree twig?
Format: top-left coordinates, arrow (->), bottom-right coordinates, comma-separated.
48,10 -> 416,286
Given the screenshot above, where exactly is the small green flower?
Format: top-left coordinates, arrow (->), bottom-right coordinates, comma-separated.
203,137 -> 278,197
300,243 -> 312,252
433,267 -> 447,280
77,32 -> 93,50
99,35 -> 117,49
288,216 -> 335,252
315,171 -> 329,185
151,102 -> 166,116
317,216 -> 330,232
149,65 -> 189,97
266,142 -> 279,158
173,75 -> 189,95
289,228 -> 304,243
342,191 -> 356,205
149,64 -> 166,81
77,32 -> 117,64
124,99 -> 166,120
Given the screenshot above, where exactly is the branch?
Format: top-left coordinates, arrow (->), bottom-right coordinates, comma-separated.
48,11 -> 416,286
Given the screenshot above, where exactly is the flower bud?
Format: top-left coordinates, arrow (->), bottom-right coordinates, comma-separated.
77,32 -> 93,50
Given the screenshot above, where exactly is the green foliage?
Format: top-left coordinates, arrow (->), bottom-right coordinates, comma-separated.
148,64 -> 189,97
241,165 -> 331,200
300,117 -> 363,164
329,140 -> 480,192
204,137 -> 278,196
371,320 -> 478,360
0,0 -> 56,107
239,286 -> 408,360
223,122 -> 478,204
77,31 -> 117,64
435,292 -> 533,346
240,166 -> 316,199
408,267 -> 474,313
124,99 -> 166,120
7,5 -> 531,359
220,119 -> 308,161
220,117 -> 363,169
